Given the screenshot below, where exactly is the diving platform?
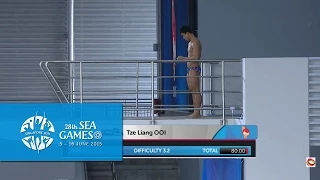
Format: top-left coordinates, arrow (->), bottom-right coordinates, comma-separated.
40,59 -> 243,126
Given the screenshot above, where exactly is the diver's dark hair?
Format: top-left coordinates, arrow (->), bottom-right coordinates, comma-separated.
180,25 -> 193,34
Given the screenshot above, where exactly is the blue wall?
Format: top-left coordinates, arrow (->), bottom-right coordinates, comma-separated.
161,0 -> 174,107
174,0 -> 189,108
162,0 -> 189,108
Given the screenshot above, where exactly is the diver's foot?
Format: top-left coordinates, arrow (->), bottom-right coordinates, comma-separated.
188,113 -> 201,119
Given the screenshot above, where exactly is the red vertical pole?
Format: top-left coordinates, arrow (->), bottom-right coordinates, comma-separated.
171,0 -> 177,98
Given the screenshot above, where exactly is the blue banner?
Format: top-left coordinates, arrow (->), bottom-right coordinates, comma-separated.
0,103 -> 123,161
123,146 -> 251,157
213,125 -> 258,140
203,159 -> 242,180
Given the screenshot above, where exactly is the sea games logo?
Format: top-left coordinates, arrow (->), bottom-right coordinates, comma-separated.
20,112 -> 55,152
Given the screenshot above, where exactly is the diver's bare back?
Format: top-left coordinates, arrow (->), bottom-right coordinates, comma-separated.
187,39 -> 202,68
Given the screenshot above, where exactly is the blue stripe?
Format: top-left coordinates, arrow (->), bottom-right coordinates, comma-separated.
202,136 -> 243,180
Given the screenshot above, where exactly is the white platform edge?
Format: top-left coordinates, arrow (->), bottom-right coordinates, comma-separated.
229,118 -> 245,125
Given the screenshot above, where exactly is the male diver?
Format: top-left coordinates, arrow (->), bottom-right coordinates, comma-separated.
176,25 -> 202,118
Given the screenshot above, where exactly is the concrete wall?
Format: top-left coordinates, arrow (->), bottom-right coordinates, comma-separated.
202,61 -> 242,116
242,57 -> 309,180
75,162 -> 87,180
308,57 -> 320,179
198,0 -> 320,59
198,0 -> 320,110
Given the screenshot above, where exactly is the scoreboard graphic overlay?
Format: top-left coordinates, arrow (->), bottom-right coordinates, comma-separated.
123,125 -> 257,158
0,102 -> 257,161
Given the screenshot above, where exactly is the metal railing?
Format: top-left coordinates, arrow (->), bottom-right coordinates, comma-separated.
40,59 -> 242,124
111,162 -> 118,180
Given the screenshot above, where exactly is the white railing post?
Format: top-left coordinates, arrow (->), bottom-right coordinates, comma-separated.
135,62 -> 139,117
221,61 -> 226,125
151,61 -> 155,124
68,0 -> 75,103
79,62 -> 83,103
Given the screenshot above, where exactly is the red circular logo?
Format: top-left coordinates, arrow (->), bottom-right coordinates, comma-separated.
306,158 -> 316,167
